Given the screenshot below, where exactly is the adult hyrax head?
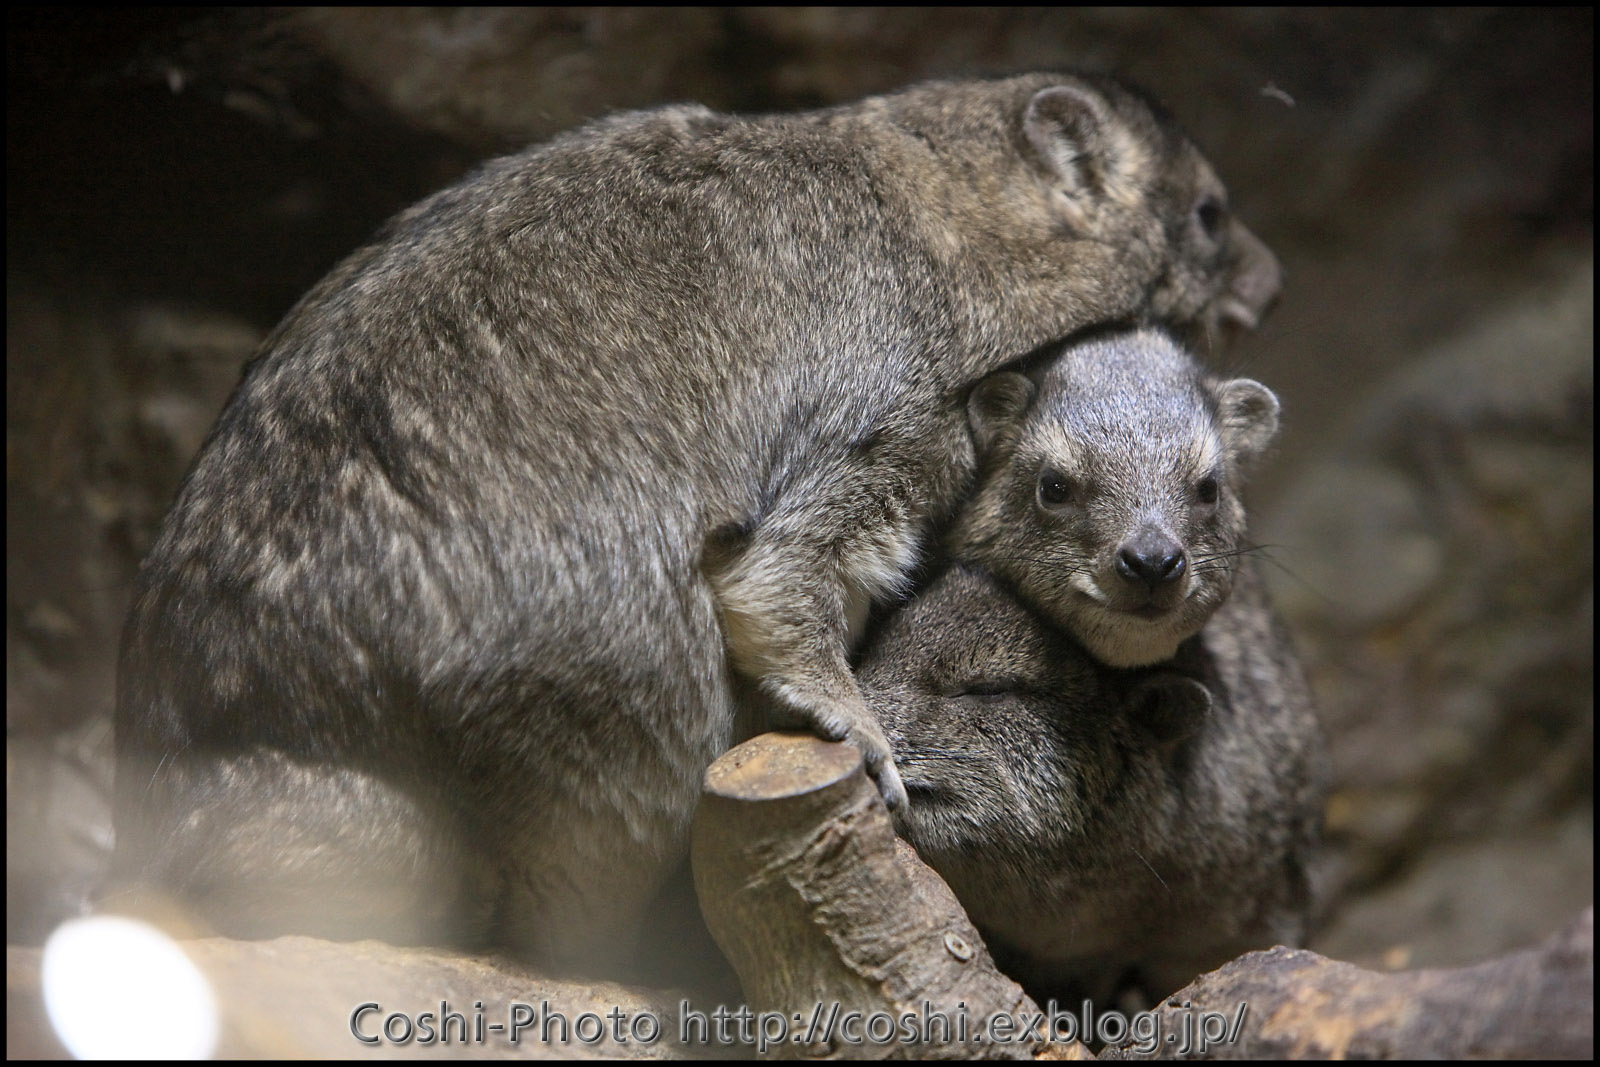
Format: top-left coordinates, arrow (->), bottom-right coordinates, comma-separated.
871,72 -> 1282,346
957,329 -> 1279,668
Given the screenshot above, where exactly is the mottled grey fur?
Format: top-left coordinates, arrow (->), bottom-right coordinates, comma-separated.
862,561 -> 1324,1003
112,72 -> 1281,973
958,329 -> 1280,667
860,331 -> 1323,1002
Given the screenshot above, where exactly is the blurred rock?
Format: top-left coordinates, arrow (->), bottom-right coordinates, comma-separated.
1261,260 -> 1593,947
6,293 -> 260,941
292,8 -> 728,145
1314,810 -> 1593,971
1265,461 -> 1444,630
5,718 -> 114,945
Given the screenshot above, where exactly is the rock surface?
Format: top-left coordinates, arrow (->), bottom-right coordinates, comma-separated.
7,932 -> 706,1059
1261,261 -> 1594,963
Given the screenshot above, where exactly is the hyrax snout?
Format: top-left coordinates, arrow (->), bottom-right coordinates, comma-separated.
958,328 -> 1280,668
1114,525 -> 1188,593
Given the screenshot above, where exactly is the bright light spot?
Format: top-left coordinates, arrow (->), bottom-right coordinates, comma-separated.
41,916 -> 219,1060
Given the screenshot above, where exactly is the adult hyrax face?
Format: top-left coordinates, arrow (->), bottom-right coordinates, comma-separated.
963,329 -> 1279,668
883,72 -> 1282,346
1147,136 -> 1284,343
1022,75 -> 1284,339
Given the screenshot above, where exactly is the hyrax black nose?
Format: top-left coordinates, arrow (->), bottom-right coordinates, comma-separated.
1115,531 -> 1186,590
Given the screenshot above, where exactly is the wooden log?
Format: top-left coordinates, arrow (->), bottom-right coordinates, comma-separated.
691,731 -> 1075,1060
1100,906 -> 1594,1059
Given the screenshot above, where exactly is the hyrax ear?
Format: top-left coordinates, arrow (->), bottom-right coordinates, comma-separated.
1023,85 -> 1117,195
967,372 -> 1036,459
1024,84 -> 1148,207
1127,672 -> 1212,745
1214,378 -> 1280,465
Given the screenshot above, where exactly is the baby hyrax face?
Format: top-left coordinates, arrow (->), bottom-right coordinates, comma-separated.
957,329 -> 1279,668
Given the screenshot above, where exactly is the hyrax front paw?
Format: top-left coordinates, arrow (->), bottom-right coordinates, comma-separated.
769,684 -> 908,811
859,731 -> 908,812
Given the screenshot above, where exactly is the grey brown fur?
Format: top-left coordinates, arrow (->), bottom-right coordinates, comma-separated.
861,561 -> 1324,1003
112,72 -> 1280,973
859,330 -> 1323,1002
958,328 -> 1281,667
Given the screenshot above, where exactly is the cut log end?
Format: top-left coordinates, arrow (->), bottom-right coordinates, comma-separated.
703,731 -> 864,802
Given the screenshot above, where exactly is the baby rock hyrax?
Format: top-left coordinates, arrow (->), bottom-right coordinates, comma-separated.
956,328 -> 1280,667
861,329 -> 1322,1001
112,72 -> 1281,972
861,560 -> 1324,1004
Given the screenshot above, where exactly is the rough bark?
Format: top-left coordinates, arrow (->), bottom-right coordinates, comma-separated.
691,731 -> 1074,1060
1101,906 -> 1594,1060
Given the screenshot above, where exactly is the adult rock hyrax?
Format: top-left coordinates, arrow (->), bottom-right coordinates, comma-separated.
955,328 -> 1281,668
112,72 -> 1281,973
860,330 -> 1322,1000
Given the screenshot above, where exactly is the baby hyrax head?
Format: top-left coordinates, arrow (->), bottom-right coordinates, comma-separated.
957,329 -> 1279,668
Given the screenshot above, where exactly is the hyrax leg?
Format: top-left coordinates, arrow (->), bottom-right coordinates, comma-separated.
707,462 -> 919,810
110,751 -> 494,946
437,543 -> 743,975
494,803 -> 687,977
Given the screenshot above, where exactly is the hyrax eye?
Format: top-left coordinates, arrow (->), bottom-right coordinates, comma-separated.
1195,196 -> 1226,239
1195,475 -> 1220,504
1038,469 -> 1077,507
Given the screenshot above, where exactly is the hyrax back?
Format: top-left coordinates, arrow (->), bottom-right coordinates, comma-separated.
113,73 -> 1280,973
957,328 -> 1280,668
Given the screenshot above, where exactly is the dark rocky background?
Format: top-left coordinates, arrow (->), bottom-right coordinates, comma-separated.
7,4 -> 1592,996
